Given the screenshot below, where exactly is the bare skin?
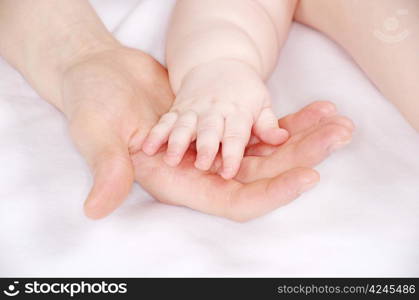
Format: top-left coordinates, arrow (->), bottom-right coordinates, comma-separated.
142,0 -> 299,179
0,0 -> 354,220
295,0 -> 419,130
65,50 -> 352,221
134,100 -> 353,221
145,0 -> 418,191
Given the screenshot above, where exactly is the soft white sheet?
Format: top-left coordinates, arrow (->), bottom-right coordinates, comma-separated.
1,0 -> 418,277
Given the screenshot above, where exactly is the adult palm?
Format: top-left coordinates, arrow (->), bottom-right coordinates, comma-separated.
133,101 -> 353,221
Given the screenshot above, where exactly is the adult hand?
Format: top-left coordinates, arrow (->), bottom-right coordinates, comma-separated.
61,46 -> 174,219
62,45 -> 353,221
133,101 -> 354,221
0,0 -> 354,221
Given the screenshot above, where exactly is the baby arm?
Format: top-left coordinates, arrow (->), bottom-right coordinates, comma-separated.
142,0 -> 298,179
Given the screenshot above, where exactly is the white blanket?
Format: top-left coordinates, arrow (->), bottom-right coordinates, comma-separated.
1,0 -> 418,277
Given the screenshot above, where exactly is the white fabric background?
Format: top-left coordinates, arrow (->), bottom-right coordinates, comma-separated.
0,0 -> 418,277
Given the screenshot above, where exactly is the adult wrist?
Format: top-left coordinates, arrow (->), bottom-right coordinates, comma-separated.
24,28 -> 121,111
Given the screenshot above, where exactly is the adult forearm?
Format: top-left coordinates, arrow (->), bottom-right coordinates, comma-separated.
0,0 -> 119,111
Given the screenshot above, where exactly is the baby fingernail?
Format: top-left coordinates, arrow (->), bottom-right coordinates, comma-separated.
195,159 -> 209,170
195,153 -> 212,169
209,158 -> 222,174
142,142 -> 155,155
220,167 -> 234,179
278,128 -> 288,135
164,153 -> 180,166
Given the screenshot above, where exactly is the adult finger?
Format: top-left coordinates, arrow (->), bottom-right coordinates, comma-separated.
225,167 -> 319,222
70,114 -> 134,219
278,101 -> 337,134
133,149 -> 318,222
238,116 -> 353,182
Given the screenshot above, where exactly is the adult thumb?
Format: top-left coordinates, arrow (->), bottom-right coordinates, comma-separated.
70,117 -> 134,219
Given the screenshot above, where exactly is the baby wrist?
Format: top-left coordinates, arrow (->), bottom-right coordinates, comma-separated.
172,57 -> 263,95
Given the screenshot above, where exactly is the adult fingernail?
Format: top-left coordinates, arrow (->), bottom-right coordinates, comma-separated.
298,181 -> 317,193
327,139 -> 351,153
318,102 -> 336,115
297,172 -> 319,194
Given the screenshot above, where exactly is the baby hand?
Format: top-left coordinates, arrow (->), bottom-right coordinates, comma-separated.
142,59 -> 288,179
